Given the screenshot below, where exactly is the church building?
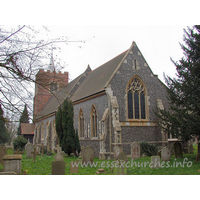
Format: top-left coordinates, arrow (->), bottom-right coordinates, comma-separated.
33,42 -> 169,158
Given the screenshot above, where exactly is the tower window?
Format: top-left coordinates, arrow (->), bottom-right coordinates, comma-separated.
50,82 -> 58,93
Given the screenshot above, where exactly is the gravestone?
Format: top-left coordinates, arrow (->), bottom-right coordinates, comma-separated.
113,146 -> 122,159
52,145 -> 65,175
82,146 -> 94,164
0,171 -> 17,175
52,161 -> 65,175
157,150 -> 161,158
168,138 -> 178,155
31,147 -> 37,163
70,161 -> 79,174
131,142 -> 140,160
196,143 -> 200,162
0,146 -> 7,164
25,142 -> 34,158
173,142 -> 183,159
161,146 -> 171,161
14,149 -> 23,154
151,156 -> 160,169
54,145 -> 63,161
188,144 -> 194,154
116,151 -> 128,162
110,160 -> 127,175
3,154 -> 22,174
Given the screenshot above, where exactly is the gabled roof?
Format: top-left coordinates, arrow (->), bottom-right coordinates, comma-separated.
21,123 -> 35,135
71,50 -> 128,102
35,73 -> 83,120
35,43 -> 134,121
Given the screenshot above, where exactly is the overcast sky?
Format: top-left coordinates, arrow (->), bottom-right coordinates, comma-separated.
45,25 -> 187,83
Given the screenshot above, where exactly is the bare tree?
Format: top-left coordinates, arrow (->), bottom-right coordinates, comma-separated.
0,25 -> 84,121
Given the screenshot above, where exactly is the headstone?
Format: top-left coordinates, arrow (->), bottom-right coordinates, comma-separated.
36,146 -> 41,154
110,160 -> 127,175
168,138 -> 178,155
14,149 -> 23,154
70,161 -> 79,174
82,146 -> 94,164
113,146 -> 122,159
161,146 -> 171,161
54,145 -> 63,161
188,144 -> 194,154
3,154 -> 22,174
25,143 -> 34,158
173,142 -> 183,159
79,146 -> 85,156
52,145 -> 65,175
0,171 -> 17,175
31,147 -> 37,163
157,150 -> 161,158
131,142 -> 140,160
52,161 -> 65,175
116,151 -> 128,162
0,146 -> 7,165
151,156 -> 160,169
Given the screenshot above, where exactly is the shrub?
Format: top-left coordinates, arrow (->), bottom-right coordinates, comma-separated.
140,141 -> 158,156
13,135 -> 27,151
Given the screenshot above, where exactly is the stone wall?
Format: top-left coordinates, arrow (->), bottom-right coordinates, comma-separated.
109,43 -> 169,123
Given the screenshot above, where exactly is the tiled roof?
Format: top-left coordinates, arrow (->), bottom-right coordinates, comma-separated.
35,48 -> 129,120
21,123 -> 35,135
71,50 -> 128,102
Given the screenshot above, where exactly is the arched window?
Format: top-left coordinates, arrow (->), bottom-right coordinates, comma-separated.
127,77 -> 146,120
50,82 -> 58,93
91,105 -> 97,138
79,108 -> 84,138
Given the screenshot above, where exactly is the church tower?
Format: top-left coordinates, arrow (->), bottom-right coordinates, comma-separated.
33,53 -> 68,120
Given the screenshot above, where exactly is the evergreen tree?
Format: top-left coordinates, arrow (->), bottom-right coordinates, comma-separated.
0,104 -> 9,144
55,106 -> 63,146
17,104 -> 29,135
157,25 -> 200,141
56,99 -> 80,156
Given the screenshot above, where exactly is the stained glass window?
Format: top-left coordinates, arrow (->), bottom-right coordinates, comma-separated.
91,106 -> 97,137
127,77 -> 146,120
128,90 -> 133,119
134,92 -> 139,119
79,109 -> 84,137
140,92 -> 146,119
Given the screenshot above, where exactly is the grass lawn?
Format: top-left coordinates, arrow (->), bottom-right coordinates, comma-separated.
0,147 -> 200,175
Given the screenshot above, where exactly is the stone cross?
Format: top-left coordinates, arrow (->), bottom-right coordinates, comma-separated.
54,145 -> 63,161
31,147 -> 37,163
14,149 -> 23,154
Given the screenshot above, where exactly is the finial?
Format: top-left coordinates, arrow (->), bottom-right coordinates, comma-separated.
48,46 -> 55,72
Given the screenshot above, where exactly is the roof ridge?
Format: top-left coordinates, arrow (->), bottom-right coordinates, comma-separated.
90,50 -> 129,73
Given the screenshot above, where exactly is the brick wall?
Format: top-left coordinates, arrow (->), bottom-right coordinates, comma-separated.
33,69 -> 68,119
